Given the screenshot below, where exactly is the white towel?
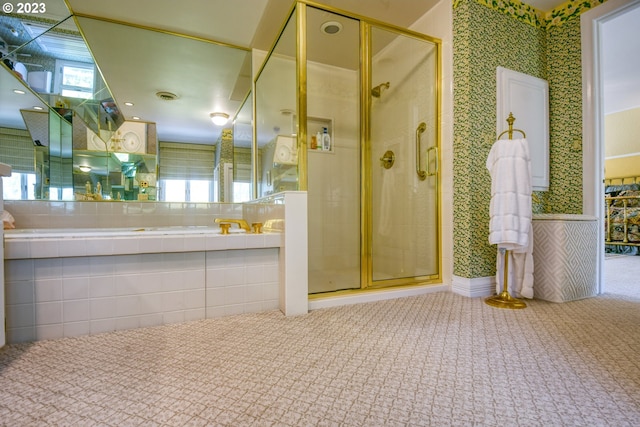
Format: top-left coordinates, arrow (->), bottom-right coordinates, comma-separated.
495,225 -> 534,298
487,138 -> 534,298
486,138 -> 532,249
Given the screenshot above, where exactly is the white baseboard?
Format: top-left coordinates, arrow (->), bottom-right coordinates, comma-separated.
308,284 -> 449,311
452,275 -> 495,298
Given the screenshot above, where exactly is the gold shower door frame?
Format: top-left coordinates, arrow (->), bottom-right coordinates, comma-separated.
295,1 -> 442,293
361,23 -> 442,289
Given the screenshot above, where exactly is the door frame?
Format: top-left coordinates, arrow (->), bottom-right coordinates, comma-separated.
581,0 -> 640,294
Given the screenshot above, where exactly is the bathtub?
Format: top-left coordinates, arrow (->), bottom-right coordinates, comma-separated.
2,192 -> 308,343
5,226 -> 245,239
3,225 -> 283,343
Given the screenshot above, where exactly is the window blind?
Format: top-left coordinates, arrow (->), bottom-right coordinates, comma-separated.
0,127 -> 36,173
234,148 -> 252,182
159,142 -> 215,180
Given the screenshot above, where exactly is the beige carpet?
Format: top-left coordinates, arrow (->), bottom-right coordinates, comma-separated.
0,258 -> 639,426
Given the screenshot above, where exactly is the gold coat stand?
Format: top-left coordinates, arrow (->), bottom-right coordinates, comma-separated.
485,113 -> 527,310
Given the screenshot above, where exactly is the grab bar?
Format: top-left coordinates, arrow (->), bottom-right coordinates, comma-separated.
416,122 -> 427,180
426,146 -> 439,177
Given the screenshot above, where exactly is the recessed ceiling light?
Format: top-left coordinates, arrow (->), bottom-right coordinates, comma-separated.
33,106 -> 43,110
124,102 -> 134,107
132,116 -> 141,120
13,89 -> 26,95
321,21 -> 343,35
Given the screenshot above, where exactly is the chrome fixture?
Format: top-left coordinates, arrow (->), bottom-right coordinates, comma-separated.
371,82 -> 390,98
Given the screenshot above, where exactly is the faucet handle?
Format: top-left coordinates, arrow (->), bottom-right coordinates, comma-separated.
252,222 -> 263,234
219,223 -> 231,234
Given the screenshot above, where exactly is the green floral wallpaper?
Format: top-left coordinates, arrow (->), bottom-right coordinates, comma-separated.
452,0 -> 605,278
546,18 -> 584,214
453,0 -> 546,278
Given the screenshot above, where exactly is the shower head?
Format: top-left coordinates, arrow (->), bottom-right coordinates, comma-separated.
372,82 -> 390,98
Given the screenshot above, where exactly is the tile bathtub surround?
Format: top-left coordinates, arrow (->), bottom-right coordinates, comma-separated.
2,196 -> 305,344
5,248 -> 280,343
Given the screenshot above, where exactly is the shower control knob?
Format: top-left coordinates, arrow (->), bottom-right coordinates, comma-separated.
380,150 -> 395,169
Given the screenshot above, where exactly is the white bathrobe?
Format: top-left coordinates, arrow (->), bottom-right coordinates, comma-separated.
486,138 -> 534,298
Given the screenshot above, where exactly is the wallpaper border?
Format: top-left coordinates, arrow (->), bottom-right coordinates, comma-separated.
453,0 -> 608,28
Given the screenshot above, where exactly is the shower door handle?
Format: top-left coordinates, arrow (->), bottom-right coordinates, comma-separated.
415,122 -> 427,180
426,146 -> 438,177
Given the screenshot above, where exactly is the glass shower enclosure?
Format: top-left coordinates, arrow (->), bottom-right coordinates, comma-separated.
254,1 -> 441,295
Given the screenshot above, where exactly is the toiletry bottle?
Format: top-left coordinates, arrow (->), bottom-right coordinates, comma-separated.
322,127 -> 331,151
311,135 -> 317,150
85,181 -> 92,195
95,182 -> 101,196
316,131 -> 323,150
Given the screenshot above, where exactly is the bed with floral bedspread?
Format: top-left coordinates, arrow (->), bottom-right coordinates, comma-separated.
605,177 -> 640,255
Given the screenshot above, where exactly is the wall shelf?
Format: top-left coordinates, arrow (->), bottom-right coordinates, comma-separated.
306,116 -> 334,153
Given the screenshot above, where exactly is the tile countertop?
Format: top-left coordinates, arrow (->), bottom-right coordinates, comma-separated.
4,227 -> 283,259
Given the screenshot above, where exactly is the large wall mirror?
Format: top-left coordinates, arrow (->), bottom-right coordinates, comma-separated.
0,0 -> 253,202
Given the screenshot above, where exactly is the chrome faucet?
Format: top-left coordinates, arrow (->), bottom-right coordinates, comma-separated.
214,218 -> 251,233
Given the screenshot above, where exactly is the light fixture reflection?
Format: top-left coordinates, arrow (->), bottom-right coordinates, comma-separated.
79,165 -> 91,173
210,112 -> 229,126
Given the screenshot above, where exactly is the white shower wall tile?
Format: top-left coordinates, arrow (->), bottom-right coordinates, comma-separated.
35,279 -> 63,302
63,300 -> 89,323
35,301 -> 62,324
138,314 -> 163,328
30,240 -> 58,258
90,298 -> 116,319
64,321 -> 90,338
163,311 -> 185,325
6,280 -> 33,304
59,238 -> 87,257
90,318 -> 116,334
34,258 -> 61,279
36,324 -> 63,341
5,239 -> 30,259
186,308 -> 206,321
63,277 -> 89,300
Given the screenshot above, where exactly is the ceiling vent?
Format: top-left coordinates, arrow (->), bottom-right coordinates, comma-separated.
321,21 -> 343,35
156,91 -> 178,101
